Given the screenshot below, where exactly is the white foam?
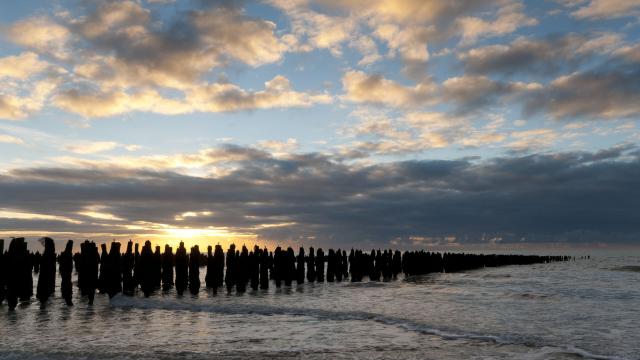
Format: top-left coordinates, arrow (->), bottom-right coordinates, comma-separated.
109,295 -> 631,360
110,295 -> 502,343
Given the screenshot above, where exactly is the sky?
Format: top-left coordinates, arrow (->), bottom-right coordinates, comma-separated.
0,0 -> 639,251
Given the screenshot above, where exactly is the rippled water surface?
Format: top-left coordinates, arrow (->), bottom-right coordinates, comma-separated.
1,251 -> 638,359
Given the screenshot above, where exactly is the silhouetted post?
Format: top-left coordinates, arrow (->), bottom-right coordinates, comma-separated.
284,247 -> 295,286
225,244 -> 236,292
139,241 -> 154,297
59,240 -> 74,306
78,242 -> 87,294
0,239 -> 5,305
268,251 -> 274,280
250,246 -> 260,291
175,242 -> 188,296
259,246 -> 269,290
79,241 -> 99,304
306,247 -> 316,282
162,245 -> 174,291
273,246 -> 282,288
6,238 -> 29,310
236,245 -> 249,293
105,242 -> 122,298
334,248 -> 343,282
98,243 -> 108,294
36,237 -> 56,306
213,244 -> 224,289
383,250 -> 393,281
73,252 -> 80,277
392,250 -> 401,278
336,249 -> 344,281
342,250 -> 349,280
326,249 -> 335,282
122,241 -> 135,296
206,245 -> 214,288
189,245 -> 201,295
153,246 -> 162,289
315,248 -> 325,282
133,243 -> 140,288
296,247 -> 305,284
368,249 -> 378,281
20,240 -> 33,302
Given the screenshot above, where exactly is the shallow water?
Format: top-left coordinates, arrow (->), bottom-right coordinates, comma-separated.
1,251 -> 638,359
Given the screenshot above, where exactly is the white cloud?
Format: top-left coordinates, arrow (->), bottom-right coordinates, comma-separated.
0,52 -> 49,80
4,16 -> 70,59
64,141 -> 121,154
572,0 -> 640,19
458,1 -> 538,45
0,134 -> 24,145
257,138 -> 299,155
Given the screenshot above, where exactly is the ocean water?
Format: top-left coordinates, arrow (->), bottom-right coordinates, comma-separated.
1,251 -> 638,360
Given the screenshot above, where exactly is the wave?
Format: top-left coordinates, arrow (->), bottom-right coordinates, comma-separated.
504,292 -> 551,300
482,273 -> 513,278
608,266 -> 640,273
518,346 -> 628,360
110,294 -> 503,343
562,346 -> 628,360
109,295 -> 628,360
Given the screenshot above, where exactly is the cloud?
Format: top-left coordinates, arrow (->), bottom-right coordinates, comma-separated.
1,1 -> 316,119
507,128 -> 559,152
0,79 -> 59,121
0,134 -> 24,145
372,23 -> 433,76
615,43 -> 640,62
571,0 -> 640,19
268,0 -> 357,56
339,109 -> 509,157
257,138 -> 299,155
2,16 -> 70,59
77,205 -> 124,221
0,144 -> 638,246
52,88 -> 190,118
0,52 -> 50,80
64,141 -> 121,154
349,36 -> 382,66
52,75 -> 330,117
270,0 -> 535,76
342,71 -> 544,118
0,209 -> 82,225
188,75 -> 332,112
63,1 -> 289,90
0,51 -> 61,120
457,1 -> 537,45
442,75 -> 541,111
524,65 -> 640,120
342,70 -> 437,107
0,95 -> 31,120
459,33 -> 623,76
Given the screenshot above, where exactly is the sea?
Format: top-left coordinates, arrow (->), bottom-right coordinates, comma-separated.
1,249 -> 638,360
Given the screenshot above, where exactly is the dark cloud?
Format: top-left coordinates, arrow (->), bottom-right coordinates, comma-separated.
1,145 -> 638,247
524,64 -> 640,120
459,34 -> 621,76
442,75 -> 537,113
457,33 -> 640,120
